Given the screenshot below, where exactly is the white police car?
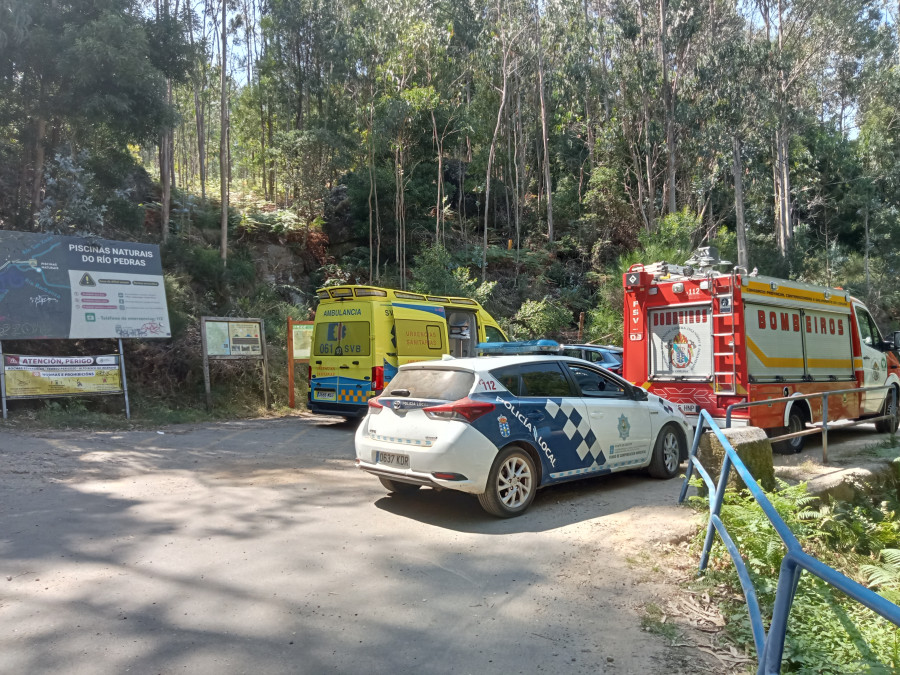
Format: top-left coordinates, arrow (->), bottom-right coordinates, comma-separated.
354,354 -> 691,517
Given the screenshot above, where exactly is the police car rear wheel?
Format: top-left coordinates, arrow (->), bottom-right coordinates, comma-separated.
378,477 -> 421,495
648,424 -> 683,479
478,446 -> 537,518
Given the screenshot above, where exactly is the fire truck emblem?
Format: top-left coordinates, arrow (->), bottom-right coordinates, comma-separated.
617,414 -> 631,440
668,332 -> 696,369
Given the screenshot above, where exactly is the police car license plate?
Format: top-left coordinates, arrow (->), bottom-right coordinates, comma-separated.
315,389 -> 336,401
376,451 -> 409,467
678,403 -> 698,413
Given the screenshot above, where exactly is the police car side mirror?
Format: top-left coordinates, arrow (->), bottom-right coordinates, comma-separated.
631,386 -> 648,402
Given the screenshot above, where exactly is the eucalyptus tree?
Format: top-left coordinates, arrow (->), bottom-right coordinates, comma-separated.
750,0 -> 881,257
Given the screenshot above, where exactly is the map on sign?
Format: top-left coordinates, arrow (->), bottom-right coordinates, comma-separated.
0,232 -> 170,339
204,319 -> 263,357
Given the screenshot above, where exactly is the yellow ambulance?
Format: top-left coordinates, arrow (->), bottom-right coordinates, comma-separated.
308,285 -> 508,417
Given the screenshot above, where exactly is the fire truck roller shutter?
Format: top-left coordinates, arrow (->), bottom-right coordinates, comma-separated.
744,304 -> 805,381
803,309 -> 854,381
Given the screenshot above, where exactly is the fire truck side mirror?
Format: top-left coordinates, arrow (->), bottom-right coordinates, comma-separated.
892,331 -> 900,351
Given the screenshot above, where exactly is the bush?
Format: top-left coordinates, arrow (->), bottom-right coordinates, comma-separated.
511,297 -> 572,339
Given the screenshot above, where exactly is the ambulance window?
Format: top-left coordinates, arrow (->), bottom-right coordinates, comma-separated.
313,321 -> 370,356
484,326 -> 506,343
518,362 -> 574,397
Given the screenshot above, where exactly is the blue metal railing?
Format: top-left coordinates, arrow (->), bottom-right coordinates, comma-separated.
678,410 -> 900,675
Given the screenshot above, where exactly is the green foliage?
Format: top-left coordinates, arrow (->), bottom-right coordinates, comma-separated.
691,479 -> 900,672
511,297 -> 572,339
410,245 -> 496,304
36,151 -> 106,232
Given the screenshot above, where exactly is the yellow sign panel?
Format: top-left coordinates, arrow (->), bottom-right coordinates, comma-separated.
292,323 -> 314,360
3,355 -> 122,398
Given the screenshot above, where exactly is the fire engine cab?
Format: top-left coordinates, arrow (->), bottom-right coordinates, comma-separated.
622,248 -> 900,450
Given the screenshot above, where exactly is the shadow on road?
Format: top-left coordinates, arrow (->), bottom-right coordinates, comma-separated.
373,468 -> 688,534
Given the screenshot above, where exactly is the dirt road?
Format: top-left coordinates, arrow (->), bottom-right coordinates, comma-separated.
0,415 -> 709,674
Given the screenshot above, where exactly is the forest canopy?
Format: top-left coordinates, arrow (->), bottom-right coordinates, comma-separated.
1,0 -> 899,338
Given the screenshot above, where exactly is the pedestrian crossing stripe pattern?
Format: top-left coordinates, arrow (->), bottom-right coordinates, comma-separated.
543,398 -> 606,465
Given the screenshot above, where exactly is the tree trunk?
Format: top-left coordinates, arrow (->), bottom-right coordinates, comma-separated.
537,51 -> 553,244
660,0 -> 676,215
774,125 -> 792,256
30,116 -> 46,228
160,79 -> 173,243
483,47 -> 509,279
219,0 -> 229,265
733,136 -> 748,269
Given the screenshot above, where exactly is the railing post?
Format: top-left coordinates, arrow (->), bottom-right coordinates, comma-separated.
891,387 -> 897,447
821,394 -> 829,465
679,416 -> 708,504
700,453 -> 732,572
759,556 -> 804,675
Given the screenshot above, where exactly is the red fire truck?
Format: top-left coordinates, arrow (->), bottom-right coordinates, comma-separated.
622,249 -> 900,451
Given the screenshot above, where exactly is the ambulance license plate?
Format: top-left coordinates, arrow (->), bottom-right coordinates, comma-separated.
315,389 -> 336,401
376,451 -> 409,467
678,403 -> 698,414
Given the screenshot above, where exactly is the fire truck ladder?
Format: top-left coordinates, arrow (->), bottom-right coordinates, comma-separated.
712,273 -> 738,394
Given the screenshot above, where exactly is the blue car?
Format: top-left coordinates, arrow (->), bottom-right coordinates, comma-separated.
355,355 -> 690,517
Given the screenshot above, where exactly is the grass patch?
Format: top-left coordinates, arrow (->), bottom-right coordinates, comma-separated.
0,393 -> 307,432
641,603 -> 682,642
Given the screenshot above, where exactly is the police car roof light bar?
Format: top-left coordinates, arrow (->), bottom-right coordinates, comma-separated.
477,339 -> 561,355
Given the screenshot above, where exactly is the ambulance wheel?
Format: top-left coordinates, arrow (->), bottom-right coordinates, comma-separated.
875,388 -> 899,434
478,446 -> 537,518
776,410 -> 806,454
378,477 -> 421,495
648,424 -> 684,479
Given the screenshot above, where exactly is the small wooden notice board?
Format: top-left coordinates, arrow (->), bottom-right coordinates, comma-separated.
200,316 -> 270,410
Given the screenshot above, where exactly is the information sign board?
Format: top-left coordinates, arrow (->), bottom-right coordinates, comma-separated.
0,231 -> 170,339
200,317 -> 269,410
291,323 -> 314,361
287,318 -> 314,408
3,354 -> 123,398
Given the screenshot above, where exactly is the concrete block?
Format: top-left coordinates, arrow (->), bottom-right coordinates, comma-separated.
696,426 -> 776,494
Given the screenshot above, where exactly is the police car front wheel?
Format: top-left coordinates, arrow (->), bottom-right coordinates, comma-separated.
478,446 -> 537,518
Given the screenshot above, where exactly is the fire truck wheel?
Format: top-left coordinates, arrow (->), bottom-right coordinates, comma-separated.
874,388 -> 899,434
776,410 -> 806,454
378,477 -> 422,495
648,424 -> 684,479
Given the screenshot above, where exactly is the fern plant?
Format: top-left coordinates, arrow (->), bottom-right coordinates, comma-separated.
861,549 -> 900,605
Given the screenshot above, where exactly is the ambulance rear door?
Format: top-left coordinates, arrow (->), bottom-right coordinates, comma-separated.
391,303 -> 450,366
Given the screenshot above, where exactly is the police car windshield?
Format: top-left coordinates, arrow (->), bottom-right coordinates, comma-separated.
384,368 -> 475,401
